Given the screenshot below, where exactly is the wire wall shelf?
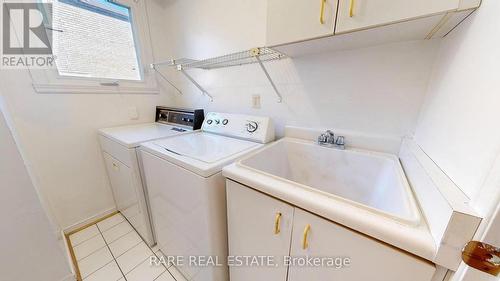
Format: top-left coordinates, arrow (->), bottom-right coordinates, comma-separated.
151,47 -> 287,102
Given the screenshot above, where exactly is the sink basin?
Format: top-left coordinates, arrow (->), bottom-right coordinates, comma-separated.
238,138 -> 421,225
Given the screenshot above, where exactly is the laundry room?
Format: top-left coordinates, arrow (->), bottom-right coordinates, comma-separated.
0,0 -> 499,281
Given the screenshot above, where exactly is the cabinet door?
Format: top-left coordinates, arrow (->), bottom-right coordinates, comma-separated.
335,0 -> 459,34
102,152 -> 137,214
267,0 -> 338,46
226,180 -> 294,281
288,209 -> 436,281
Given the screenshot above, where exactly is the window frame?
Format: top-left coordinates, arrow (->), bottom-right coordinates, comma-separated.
31,0 -> 159,95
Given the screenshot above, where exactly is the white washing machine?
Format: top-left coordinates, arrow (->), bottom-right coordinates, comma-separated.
98,107 -> 204,246
139,112 -> 275,281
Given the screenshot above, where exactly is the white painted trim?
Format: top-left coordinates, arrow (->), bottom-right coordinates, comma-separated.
431,266 -> 450,281
32,83 -> 160,95
452,201 -> 500,281
61,230 -> 76,277
63,207 -> 117,234
404,138 -> 477,214
399,138 -> 482,270
458,0 -> 482,11
29,0 -> 159,95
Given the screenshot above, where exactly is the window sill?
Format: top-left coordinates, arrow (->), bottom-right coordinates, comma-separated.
32,83 -> 160,95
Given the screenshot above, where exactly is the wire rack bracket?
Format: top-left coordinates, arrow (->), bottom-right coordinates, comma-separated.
151,47 -> 287,102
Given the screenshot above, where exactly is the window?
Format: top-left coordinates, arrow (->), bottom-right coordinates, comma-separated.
52,0 -> 141,81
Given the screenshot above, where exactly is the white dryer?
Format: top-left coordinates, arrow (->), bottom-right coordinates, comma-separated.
98,107 -> 204,246
140,112 -> 275,281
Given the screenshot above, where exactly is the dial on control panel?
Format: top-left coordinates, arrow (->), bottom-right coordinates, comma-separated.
246,121 -> 258,133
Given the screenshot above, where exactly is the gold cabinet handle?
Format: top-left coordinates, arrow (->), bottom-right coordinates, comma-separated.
349,0 -> 355,17
274,213 -> 282,234
302,224 -> 311,249
319,0 -> 327,24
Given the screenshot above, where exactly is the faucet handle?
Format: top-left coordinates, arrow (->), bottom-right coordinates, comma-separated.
317,134 -> 327,143
336,136 -> 345,145
335,136 -> 345,149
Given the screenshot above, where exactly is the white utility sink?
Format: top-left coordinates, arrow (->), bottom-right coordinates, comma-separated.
238,138 -> 421,225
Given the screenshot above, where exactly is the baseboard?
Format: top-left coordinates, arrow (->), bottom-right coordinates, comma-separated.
63,207 -> 117,234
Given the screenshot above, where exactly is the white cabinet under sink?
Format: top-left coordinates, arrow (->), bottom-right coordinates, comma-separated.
226,180 -> 436,281
227,181 -> 294,281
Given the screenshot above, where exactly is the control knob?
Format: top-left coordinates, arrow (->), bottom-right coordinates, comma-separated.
222,119 -> 228,125
246,121 -> 258,133
207,119 -> 213,125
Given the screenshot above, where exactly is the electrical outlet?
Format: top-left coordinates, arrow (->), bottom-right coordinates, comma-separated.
128,106 -> 139,120
252,95 -> 261,109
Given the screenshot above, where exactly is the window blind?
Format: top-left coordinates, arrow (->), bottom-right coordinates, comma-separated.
52,0 -> 141,81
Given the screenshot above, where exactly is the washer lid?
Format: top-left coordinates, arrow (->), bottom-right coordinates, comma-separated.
152,132 -> 259,163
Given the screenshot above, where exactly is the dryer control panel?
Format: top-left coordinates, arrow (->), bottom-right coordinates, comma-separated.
202,112 -> 275,144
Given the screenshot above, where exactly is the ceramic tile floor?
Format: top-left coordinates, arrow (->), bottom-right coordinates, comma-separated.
68,213 -> 184,281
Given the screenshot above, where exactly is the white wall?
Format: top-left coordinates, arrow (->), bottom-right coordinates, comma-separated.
0,95 -> 73,281
0,0 -> 443,231
160,0 -> 440,138
0,0 -> 175,230
414,0 -> 500,217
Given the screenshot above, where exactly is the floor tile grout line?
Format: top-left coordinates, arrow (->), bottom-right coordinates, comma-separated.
153,268 -> 177,281
119,216 -> 171,279
101,219 -> 129,234
77,213 -> 171,280
97,217 -> 126,234
104,227 -> 135,245
70,228 -> 101,248
116,243 -> 160,276
68,213 -> 124,280
148,249 -> 174,280
105,216 -> 149,277
81,259 -> 117,281
74,242 -> 108,264
74,234 -> 115,279
97,223 -> 129,281
100,217 -> 127,234
125,255 -> 168,280
76,222 -> 132,262
112,239 -> 143,260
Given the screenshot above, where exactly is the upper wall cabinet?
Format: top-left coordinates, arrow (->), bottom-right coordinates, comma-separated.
266,0 -> 338,46
266,0 -> 481,51
335,0 -> 459,34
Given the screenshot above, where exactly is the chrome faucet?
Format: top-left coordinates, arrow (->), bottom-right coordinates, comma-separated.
317,130 -> 345,149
